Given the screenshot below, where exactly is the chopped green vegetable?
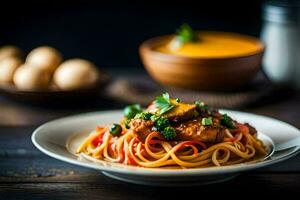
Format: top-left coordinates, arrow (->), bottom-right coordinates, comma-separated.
195,100 -> 211,115
195,101 -> 209,111
155,117 -> 170,131
109,124 -> 122,136
154,92 -> 175,115
175,98 -> 181,103
175,23 -> 197,45
162,127 -> 177,140
201,118 -> 213,126
135,111 -> 153,120
221,114 -> 236,129
123,104 -> 142,119
150,114 -> 160,122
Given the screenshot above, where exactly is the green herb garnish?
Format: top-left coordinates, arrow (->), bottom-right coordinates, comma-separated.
195,100 -> 211,115
109,123 -> 122,136
162,127 -> 177,140
139,110 -> 174,140
221,114 -> 236,129
123,104 -> 142,119
135,111 -> 153,120
201,118 -> 213,126
176,23 -> 196,43
195,101 -> 209,111
154,92 -> 175,115
154,117 -> 170,131
150,114 -> 160,122
171,23 -> 197,49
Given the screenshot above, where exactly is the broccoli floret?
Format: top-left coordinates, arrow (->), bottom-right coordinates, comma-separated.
135,111 -> 152,120
150,114 -> 160,122
162,127 -> 177,140
221,114 -> 236,129
155,117 -> 170,131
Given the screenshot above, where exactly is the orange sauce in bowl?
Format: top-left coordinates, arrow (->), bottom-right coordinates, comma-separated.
156,31 -> 263,58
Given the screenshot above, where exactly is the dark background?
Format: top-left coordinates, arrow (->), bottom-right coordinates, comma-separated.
0,0 -> 264,68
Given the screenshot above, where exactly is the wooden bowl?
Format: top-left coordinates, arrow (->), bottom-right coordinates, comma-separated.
139,32 -> 265,91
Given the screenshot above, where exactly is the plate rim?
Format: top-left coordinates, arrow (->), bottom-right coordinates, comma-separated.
31,109 -> 300,177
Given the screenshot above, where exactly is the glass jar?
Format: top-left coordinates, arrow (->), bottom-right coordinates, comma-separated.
261,0 -> 300,89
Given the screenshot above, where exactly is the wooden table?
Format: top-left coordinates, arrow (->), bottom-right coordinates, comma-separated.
0,70 -> 300,199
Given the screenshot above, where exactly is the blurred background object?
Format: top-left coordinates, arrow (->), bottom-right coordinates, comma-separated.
0,45 -> 23,60
0,56 -> 23,83
0,0 -> 298,125
0,0 -> 264,69
261,0 -> 300,89
26,46 -> 63,74
13,63 -> 51,91
139,31 -> 264,91
53,58 -> 100,90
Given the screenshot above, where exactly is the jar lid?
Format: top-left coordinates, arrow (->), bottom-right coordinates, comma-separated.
263,0 -> 300,23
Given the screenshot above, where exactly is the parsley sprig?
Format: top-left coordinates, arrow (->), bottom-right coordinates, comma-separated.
176,23 -> 197,44
195,100 -> 211,115
154,92 -> 175,115
170,23 -> 197,50
221,114 -> 236,129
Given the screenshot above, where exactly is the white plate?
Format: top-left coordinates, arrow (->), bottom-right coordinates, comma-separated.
32,110 -> 300,186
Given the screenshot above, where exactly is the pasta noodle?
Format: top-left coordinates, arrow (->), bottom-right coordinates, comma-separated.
76,94 -> 267,168
77,126 -> 267,168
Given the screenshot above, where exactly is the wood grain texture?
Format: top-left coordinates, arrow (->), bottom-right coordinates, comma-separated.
1,174 -> 300,200
0,68 -> 299,199
1,126 -> 300,200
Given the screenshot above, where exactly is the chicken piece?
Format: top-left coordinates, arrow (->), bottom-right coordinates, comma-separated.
147,99 -> 196,122
175,119 -> 225,143
130,118 -> 154,142
130,117 -> 225,143
162,99 -> 196,121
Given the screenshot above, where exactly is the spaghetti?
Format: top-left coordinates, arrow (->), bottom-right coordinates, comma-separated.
77,93 -> 267,168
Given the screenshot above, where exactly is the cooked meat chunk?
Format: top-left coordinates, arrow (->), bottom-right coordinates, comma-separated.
163,100 -> 196,122
175,119 -> 225,143
130,117 -> 225,143
147,99 -> 196,122
130,118 -> 154,141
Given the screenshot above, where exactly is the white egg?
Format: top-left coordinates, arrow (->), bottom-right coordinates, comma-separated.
0,45 -> 23,60
13,64 -> 51,91
26,46 -> 62,74
54,59 -> 99,90
0,57 -> 23,83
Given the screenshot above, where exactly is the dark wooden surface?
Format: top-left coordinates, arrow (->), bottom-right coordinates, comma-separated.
0,69 -> 300,199
1,126 -> 300,199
